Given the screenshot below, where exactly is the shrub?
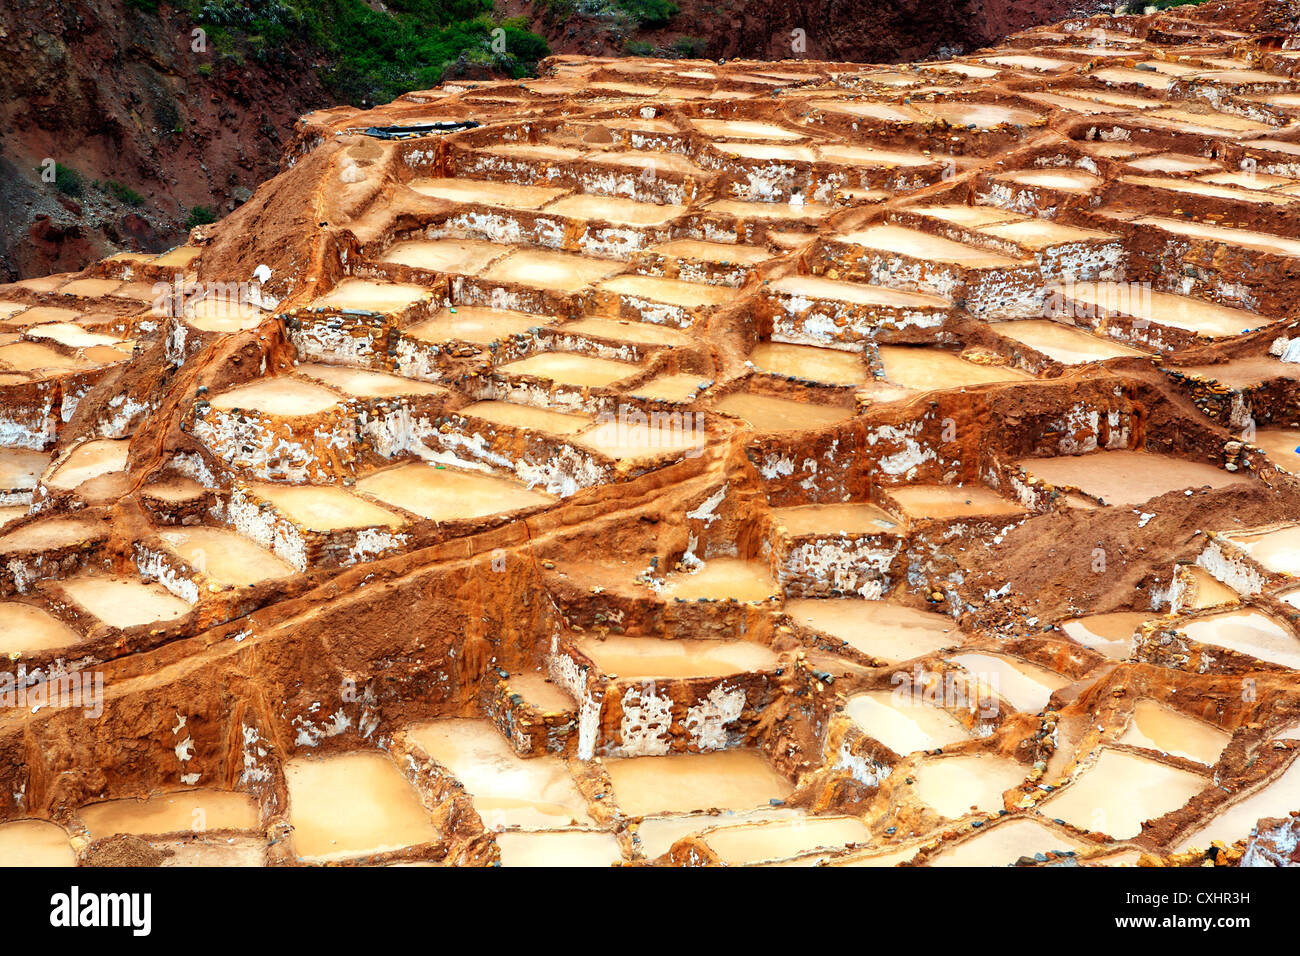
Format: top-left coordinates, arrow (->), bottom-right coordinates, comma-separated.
105,180 -> 146,207
53,163 -> 84,197
185,205 -> 217,228
616,0 -> 677,27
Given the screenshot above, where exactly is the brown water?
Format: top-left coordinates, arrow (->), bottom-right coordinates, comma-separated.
26,323 -> 123,349
1040,749 -> 1205,839
1060,611 -> 1150,659
691,118 -> 806,140
309,279 -> 427,313
508,672 -> 575,712
629,372 -> 706,403
296,364 -> 444,399
381,239 -> 506,275
284,751 -> 440,862
846,691 -> 971,755
158,527 -> 295,588
496,352 -> 641,388
559,317 -> 691,348
461,400 -> 593,435
750,343 -> 869,386
1128,153 -> 1221,174
1222,524 -> 1300,576
1179,609 -> 1300,670
713,392 -> 850,432
245,482 -> 405,532
357,463 -> 553,521
0,447 -> 50,493
837,225 -> 1022,267
659,558 -> 776,602
605,750 -> 793,816
992,320 -> 1149,364
649,239 -> 771,266
409,177 -> 567,209
545,194 -> 685,226
773,502 -> 898,536
46,439 -> 129,492
701,816 -> 872,864
0,603 -> 81,655
599,274 -> 734,309
58,576 -> 192,629
209,377 -> 341,417
912,754 -> 1027,818
495,830 -> 622,867
0,820 -> 76,866
910,204 -> 1024,228
977,219 -> 1114,251
1118,699 -> 1229,766
877,346 -> 1030,391
1175,756 -> 1300,852
407,718 -> 593,830
1015,450 -> 1251,506
1001,169 -> 1103,192
483,249 -> 622,292
946,652 -> 1071,714
767,275 -> 950,309
574,418 -> 706,460
784,599 -> 959,664
927,817 -> 1090,866
407,306 -> 550,345
574,635 -> 777,679
1180,566 -> 1239,609
79,789 -> 259,839
888,485 -> 1026,520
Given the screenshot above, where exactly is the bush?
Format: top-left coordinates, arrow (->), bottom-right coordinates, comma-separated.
616,0 -> 677,27
671,35 -> 706,58
53,163 -> 84,197
185,205 -> 217,228
105,180 -> 146,207
623,40 -> 653,56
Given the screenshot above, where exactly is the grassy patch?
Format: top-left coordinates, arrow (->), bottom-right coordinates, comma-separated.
185,205 -> 217,228
616,0 -> 678,28
52,163 -> 84,198
104,180 -> 146,207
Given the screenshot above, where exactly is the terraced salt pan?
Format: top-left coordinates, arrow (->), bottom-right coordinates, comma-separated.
703,199 -> 830,221
1147,107 -> 1273,133
981,54 -> 1073,72
928,817 -> 1091,866
636,808 -> 806,858
809,100 -> 925,123
721,142 -> 818,163
598,274 -> 734,308
1118,699 -> 1229,766
909,204 -> 1024,228
44,439 -> 129,492
407,306 -> 549,345
785,599 -> 960,663
946,652 -> 1072,713
690,118 -> 807,140
0,515 -> 104,553
0,341 -> 93,372
496,351 -> 640,388
1199,170 -> 1299,190
409,177 -> 568,209
749,343 -> 868,386
913,754 -> 1028,818
0,820 -> 76,866
629,372 -> 706,402
922,102 -> 1044,128
0,602 -> 80,654
713,392 -> 850,432
495,830 -> 622,867
483,249 -> 623,291
209,377 -> 341,416
245,482 -> 405,531
1016,450 -> 1251,506
1000,168 -> 1103,192
294,364 -> 443,398
878,345 -> 1031,391
185,298 -> 267,333
407,718 -> 592,830
544,194 -> 685,226
57,576 -> 192,629
1179,609 -> 1300,669
1091,66 -> 1174,89
1060,611 -> 1150,659
1127,153 -> 1221,174
773,502 -> 898,536
1133,215 -> 1300,260
157,527 -> 295,588
605,750 -> 793,816
837,225 -> 1024,268
79,789 -> 259,839
660,558 -> 776,602
846,691 -> 972,755
25,323 -> 123,349
1041,748 -> 1205,839
460,400 -> 592,435
559,317 -> 691,348
646,239 -> 771,268
357,463 -> 554,520
379,238 -> 506,274
992,320 -> 1148,364
1058,281 -> 1266,338
1179,566 -> 1239,609
768,274 -> 951,309
1222,524 -> 1300,576
1175,756 -> 1300,852
888,485 -> 1027,520
701,815 -> 872,864
575,419 -> 705,460
977,219 -> 1115,250
1121,175 -> 1299,206
308,278 -> 427,312
1254,427 -> 1300,473
285,752 -> 440,862
509,671 -> 574,711
575,635 -> 777,679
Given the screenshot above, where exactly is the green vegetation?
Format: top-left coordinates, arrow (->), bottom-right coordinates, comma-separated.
671,35 -> 707,58
623,39 -> 654,56
616,0 -> 678,28
104,180 -> 146,207
1118,0 -> 1211,12
159,0 -> 550,106
185,205 -> 217,228
52,163 -> 84,198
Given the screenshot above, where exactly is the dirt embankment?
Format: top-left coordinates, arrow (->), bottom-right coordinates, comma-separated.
0,0 -> 328,282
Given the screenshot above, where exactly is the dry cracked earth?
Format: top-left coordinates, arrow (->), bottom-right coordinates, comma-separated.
1,0 -> 1300,869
